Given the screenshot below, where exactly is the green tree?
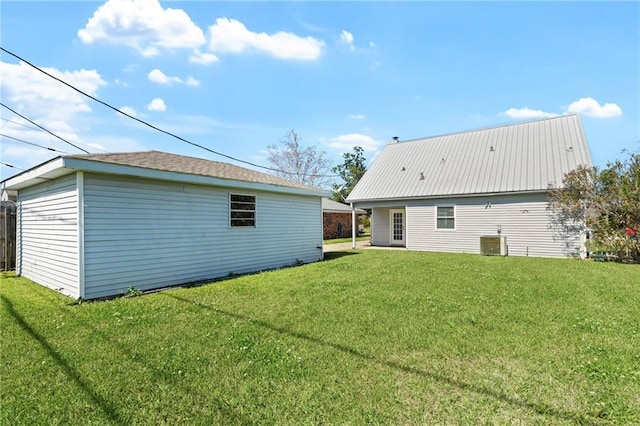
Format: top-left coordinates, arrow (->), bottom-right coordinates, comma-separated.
332,146 -> 366,202
266,130 -> 332,188
548,152 -> 640,263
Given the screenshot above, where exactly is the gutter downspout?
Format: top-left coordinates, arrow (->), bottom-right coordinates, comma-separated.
351,203 -> 356,249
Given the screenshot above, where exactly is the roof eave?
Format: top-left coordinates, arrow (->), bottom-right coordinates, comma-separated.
1,157 -> 72,190
324,209 -> 367,214
348,189 -> 550,204
4,157 -> 329,197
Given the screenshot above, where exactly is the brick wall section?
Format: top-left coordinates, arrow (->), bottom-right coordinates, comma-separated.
323,212 -> 355,239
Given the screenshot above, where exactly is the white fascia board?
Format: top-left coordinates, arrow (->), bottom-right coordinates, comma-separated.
1,157 -> 72,190
62,158 -> 329,198
348,189 -> 549,206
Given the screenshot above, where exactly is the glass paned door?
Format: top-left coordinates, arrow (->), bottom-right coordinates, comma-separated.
390,209 -> 405,245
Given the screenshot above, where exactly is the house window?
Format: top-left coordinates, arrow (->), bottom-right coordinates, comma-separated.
436,206 -> 455,229
230,194 -> 256,227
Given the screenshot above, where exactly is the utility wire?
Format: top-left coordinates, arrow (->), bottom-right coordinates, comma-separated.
0,161 -> 25,171
0,102 -> 89,154
0,133 -> 71,154
1,116 -> 107,153
0,46 -> 339,178
1,116 -> 41,130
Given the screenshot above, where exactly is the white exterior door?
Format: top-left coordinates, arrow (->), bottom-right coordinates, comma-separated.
390,209 -> 405,246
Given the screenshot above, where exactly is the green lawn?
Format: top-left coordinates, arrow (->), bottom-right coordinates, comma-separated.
2,251 -> 639,424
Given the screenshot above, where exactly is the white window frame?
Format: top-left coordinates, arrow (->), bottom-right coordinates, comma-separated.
436,205 -> 455,230
229,193 -> 256,228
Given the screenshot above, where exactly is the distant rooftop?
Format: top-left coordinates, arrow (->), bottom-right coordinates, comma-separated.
322,198 -> 367,214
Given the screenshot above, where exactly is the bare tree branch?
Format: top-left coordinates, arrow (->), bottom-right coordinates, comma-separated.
266,130 -> 333,188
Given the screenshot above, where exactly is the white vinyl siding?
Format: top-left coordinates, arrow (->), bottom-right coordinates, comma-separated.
362,193 -> 582,258
404,193 -> 581,258
82,174 -> 322,299
371,208 -> 391,246
16,174 -> 79,297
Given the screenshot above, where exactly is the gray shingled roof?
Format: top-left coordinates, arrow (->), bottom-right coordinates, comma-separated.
322,198 -> 367,214
347,114 -> 592,202
69,151 -> 318,191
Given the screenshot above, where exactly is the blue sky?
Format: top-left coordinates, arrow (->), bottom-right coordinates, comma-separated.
1,0 -> 638,183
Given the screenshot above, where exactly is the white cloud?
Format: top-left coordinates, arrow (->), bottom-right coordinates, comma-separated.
0,60 -> 105,164
502,97 -> 623,120
329,133 -> 381,152
190,49 -> 219,65
349,114 -> 365,120
1,61 -> 105,121
340,30 -> 355,51
185,77 -> 200,87
148,69 -> 175,84
207,17 -> 324,61
77,0 -> 205,57
148,69 -> 200,87
502,107 -> 558,119
118,106 -> 137,117
147,98 -> 166,112
566,97 -> 622,118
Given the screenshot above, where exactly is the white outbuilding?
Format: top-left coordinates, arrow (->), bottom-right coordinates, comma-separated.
2,151 -> 327,299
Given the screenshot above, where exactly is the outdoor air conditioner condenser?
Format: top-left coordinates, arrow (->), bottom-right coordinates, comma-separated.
480,235 -> 508,256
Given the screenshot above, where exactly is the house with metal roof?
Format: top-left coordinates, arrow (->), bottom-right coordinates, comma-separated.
346,114 -> 592,258
1,151 -> 328,299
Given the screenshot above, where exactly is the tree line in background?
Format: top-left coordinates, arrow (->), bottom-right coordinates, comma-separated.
548,152 -> 639,263
266,130 -> 367,202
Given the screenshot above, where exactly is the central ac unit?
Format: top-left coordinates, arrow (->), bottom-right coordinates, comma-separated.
480,235 -> 508,256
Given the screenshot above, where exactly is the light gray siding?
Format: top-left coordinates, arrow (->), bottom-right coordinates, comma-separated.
407,193 -> 580,258
367,193 -> 582,258
371,208 -> 391,246
82,174 -> 322,299
16,174 -> 79,297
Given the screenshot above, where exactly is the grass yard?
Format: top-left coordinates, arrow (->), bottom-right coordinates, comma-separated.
2,251 -> 639,424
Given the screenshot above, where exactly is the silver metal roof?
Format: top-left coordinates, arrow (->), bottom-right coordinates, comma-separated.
347,114 -> 592,202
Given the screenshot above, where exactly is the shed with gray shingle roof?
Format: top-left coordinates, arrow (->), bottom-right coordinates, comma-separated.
1,151 -> 328,299
346,115 -> 592,258
321,198 -> 367,239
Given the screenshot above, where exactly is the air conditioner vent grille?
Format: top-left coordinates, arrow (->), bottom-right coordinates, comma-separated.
480,236 -> 508,256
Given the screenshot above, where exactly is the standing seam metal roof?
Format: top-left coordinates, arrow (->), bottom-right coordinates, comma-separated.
347,114 -> 592,202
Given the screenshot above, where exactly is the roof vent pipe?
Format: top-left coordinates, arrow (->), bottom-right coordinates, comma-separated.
392,136 -> 399,143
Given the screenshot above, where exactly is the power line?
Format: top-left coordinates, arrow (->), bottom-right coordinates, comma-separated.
0,102 -> 89,154
1,116 -> 41,131
0,46 -> 339,179
0,161 -> 25,171
1,116 -> 107,154
0,132 -> 71,154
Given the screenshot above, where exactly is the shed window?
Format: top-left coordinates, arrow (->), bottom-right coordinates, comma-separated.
230,194 -> 256,227
436,206 -> 455,229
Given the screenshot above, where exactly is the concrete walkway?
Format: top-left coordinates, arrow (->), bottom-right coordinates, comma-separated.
323,240 -> 407,252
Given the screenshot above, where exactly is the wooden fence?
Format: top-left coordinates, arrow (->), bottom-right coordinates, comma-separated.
1,202 -> 17,271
